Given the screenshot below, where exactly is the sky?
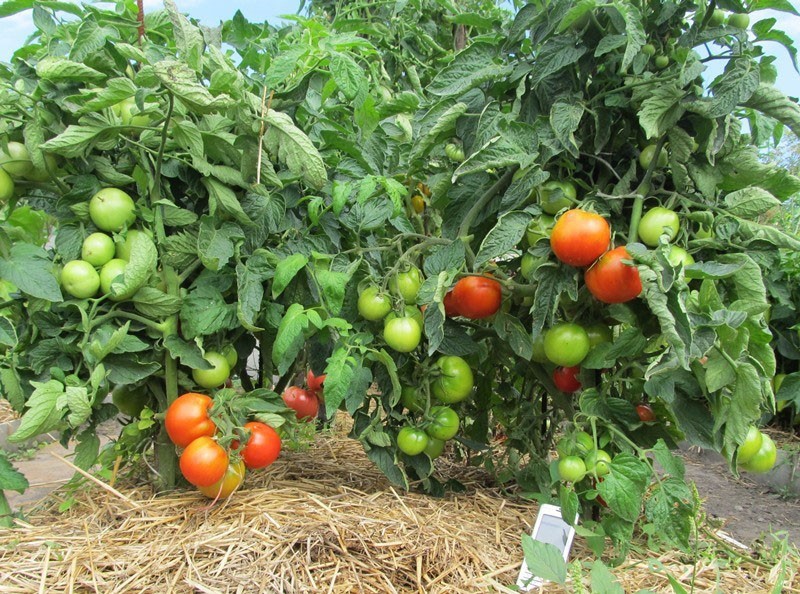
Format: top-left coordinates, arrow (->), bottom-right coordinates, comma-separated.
0,0 -> 798,98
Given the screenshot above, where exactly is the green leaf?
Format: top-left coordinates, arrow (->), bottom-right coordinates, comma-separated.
201,178 -> 252,226
323,346 -> 356,415
550,101 -> 584,157
428,42 -> 513,97
109,232 -> 157,300
651,439 -> 686,480
743,84 -> 800,137
315,269 -> 350,315
104,355 -> 161,385
180,285 -> 237,339
272,303 -> 310,375
0,0 -> 34,18
9,380 -> 65,443
272,254 -> 308,298
0,368 -> 25,412
529,36 -> 587,87
493,312 -> 533,360
721,363 -> 763,456
0,317 -> 17,349
475,211 -> 529,268
614,1 -> 646,73
597,453 -> 650,522
0,244 -> 62,302
64,386 -> 91,427
644,477 -> 693,551
88,323 -> 131,364
41,125 -> 108,158
196,218 -> 245,271
236,261 -> 265,332
707,59 -> 761,118
638,84 -> 685,140
69,19 -> 113,64
594,35 -> 627,57
723,187 -> 781,219
329,52 -> 366,100
263,109 -> 327,190
164,0 -> 204,72
35,56 -> 105,83
132,287 -> 182,318
590,560 -> 625,594
521,535 -> 568,585
163,335 -> 208,369
74,433 -> 100,470
411,101 -> 468,162
0,453 -> 28,493
153,61 -> 235,112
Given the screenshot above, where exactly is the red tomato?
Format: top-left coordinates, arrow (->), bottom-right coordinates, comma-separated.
636,403 -> 656,422
237,421 -> 281,470
180,436 -> 228,487
282,386 -> 319,420
451,276 -> 502,319
165,392 -> 216,448
443,290 -> 461,316
553,366 -> 582,393
584,246 -> 642,303
550,209 -> 611,267
306,369 -> 326,395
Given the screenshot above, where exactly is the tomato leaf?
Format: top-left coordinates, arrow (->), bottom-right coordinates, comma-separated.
162,336 -> 209,370
645,476 -> 694,551
475,211 -> 528,268
520,535 -> 568,585
104,355 -> 161,385
613,1 -> 645,73
428,42 -> 513,97
638,84 -> 685,140
272,304 -> 310,375
263,109 -> 327,190
493,312 -> 533,361
589,560 -> 625,594
35,56 -> 105,82
0,243 -> 62,302
272,254 -> 308,299
73,432 -> 101,471
9,380 -> 65,443
0,453 -> 28,494
597,453 -> 649,523
63,386 -> 91,427
132,288 -> 183,319
164,0 -> 204,73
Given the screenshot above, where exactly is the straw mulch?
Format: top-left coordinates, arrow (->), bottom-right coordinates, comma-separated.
0,426 -> 797,593
0,399 -> 17,423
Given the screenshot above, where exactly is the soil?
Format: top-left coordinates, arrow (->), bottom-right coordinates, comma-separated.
682,446 -> 800,548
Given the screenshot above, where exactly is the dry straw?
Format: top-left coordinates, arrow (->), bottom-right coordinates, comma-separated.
0,422 -> 796,593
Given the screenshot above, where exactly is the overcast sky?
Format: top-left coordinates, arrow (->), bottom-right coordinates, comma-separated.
1,1 -> 798,99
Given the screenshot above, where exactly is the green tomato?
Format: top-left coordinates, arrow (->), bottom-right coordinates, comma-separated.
113,97 -> 152,128
115,229 -> 151,261
708,8 -> 726,27
25,154 -> 58,182
112,384 -> 151,417
520,252 -> 547,281
426,406 -> 460,440
221,344 -> 238,368
424,437 -> 445,459
739,434 -> 777,474
638,145 -> 668,170
727,13 -> 749,29
400,385 -> 425,412
558,455 -> 586,483
89,188 -> 137,232
543,322 -> 590,367
357,286 -> 392,321
525,215 -> 555,246
574,431 -> 594,455
638,207 -> 680,246
431,356 -> 474,403
99,258 -> 135,301
667,245 -> 695,267
654,55 -> 670,69
445,143 -> 466,162
0,141 -> 33,178
397,426 -> 429,456
585,323 -> 612,348
584,449 -> 612,476
389,266 -> 423,303
81,233 -> 116,267
383,316 -> 422,353
385,305 -> 424,330
538,181 -> 577,215
192,351 -> 231,389
736,426 -> 764,465
61,260 -> 100,299
641,43 -> 656,57
0,168 -> 14,202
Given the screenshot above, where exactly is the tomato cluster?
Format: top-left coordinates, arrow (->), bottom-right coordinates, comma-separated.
556,431 -> 612,491
164,392 -> 282,499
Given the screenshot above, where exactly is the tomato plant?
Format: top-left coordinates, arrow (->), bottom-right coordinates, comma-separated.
180,436 -> 228,487
450,276 -> 502,319
584,247 -> 642,304
549,209 -> 610,267
165,393 -> 216,448
282,386 -> 319,421
397,426 -> 429,455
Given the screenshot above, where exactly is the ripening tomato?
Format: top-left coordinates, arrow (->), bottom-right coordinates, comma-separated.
221,344 -> 238,368
165,392 -> 216,447
574,431 -> 594,455
390,266 -> 423,303
198,459 -> 245,499
238,422 -> 281,470
432,356 -> 474,403
424,437 -> 446,458
585,323 -> 612,348
0,141 -> 33,178
585,246 -> 642,304
451,276 -> 502,319
385,305 -> 424,330
61,260 -> 100,299
584,449 -> 611,476
525,215 -> 555,246
636,403 -> 656,422
550,209 -> 611,267
180,436 -> 228,487
544,323 -> 590,367
667,245 -> 695,267
397,426 -> 429,455
411,195 -> 425,214
0,168 -> 13,202
282,386 -> 319,420
727,13 -> 749,29
443,290 -> 461,316
708,8 -> 726,26
553,366 -> 582,393
112,384 -> 151,417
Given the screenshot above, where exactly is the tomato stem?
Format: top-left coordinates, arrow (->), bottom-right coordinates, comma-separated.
0,491 -> 14,528
628,136 -> 667,243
